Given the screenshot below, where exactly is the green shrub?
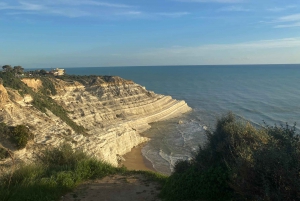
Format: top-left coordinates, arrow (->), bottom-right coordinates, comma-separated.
161,166 -> 231,201
161,112 -> 300,201
0,122 -> 33,150
173,160 -> 191,174
0,122 -> 10,135
231,124 -> 300,200
0,147 -> 9,160
2,164 -> 45,185
74,158 -> 121,181
40,143 -> 86,168
10,125 -> 33,149
55,171 -> 76,189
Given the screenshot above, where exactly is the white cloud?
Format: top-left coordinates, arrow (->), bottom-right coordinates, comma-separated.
273,13 -> 300,28
278,13 -> 300,22
129,38 -> 300,61
42,0 -> 132,8
0,1 -> 190,19
267,7 -> 285,12
0,0 -> 134,18
218,6 -> 250,12
19,2 -> 44,10
275,22 -> 300,28
157,12 -> 190,17
267,5 -> 297,12
122,38 -> 300,65
163,38 -> 300,52
0,1 -> 44,11
176,0 -> 244,3
115,11 -> 142,16
114,11 -> 190,18
49,9 -> 91,18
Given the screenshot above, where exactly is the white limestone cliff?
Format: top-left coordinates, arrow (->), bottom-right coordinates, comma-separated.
0,76 -> 191,166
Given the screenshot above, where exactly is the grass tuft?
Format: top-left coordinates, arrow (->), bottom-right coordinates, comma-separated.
0,143 -> 125,201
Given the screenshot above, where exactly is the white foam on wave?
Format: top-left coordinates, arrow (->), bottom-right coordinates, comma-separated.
176,119 -> 206,147
141,112 -> 208,175
158,149 -> 190,173
141,144 -> 174,175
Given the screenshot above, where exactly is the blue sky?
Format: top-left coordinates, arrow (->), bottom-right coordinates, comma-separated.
1,0 -> 300,68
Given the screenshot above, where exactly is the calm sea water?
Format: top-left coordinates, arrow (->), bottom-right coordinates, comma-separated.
62,65 -> 300,174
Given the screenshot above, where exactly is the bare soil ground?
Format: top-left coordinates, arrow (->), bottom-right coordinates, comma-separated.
61,174 -> 162,201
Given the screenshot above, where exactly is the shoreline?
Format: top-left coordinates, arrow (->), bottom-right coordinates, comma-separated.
121,143 -> 156,172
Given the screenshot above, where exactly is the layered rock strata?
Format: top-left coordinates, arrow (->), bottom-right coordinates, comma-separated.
0,76 -> 191,166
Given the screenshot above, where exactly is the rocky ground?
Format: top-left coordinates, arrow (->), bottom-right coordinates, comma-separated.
61,174 -> 162,201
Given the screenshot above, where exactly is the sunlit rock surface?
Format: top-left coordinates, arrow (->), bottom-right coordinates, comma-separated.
0,76 -> 191,166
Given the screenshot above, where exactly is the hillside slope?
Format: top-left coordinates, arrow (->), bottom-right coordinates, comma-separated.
0,75 -> 191,166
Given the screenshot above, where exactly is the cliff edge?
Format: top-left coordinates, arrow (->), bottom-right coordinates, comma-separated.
0,75 -> 191,166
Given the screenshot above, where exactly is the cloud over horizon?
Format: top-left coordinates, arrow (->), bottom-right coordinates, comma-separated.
1,0 -> 300,67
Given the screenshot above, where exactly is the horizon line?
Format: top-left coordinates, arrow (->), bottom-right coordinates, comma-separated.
23,63 -> 300,69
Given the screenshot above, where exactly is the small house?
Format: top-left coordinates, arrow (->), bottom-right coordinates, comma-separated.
51,68 -> 65,76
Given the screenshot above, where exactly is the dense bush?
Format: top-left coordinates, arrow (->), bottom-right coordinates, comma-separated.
0,123 -> 33,150
231,123 -> 300,200
161,113 -> 300,201
10,125 -> 34,149
0,147 -> 9,160
40,143 -> 86,167
162,165 -> 231,201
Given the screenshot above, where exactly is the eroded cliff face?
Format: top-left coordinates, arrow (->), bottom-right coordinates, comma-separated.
0,76 -> 191,166
0,84 -> 9,107
21,78 -> 42,91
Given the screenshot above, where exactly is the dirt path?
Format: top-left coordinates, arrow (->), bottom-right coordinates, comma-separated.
61,174 -> 162,201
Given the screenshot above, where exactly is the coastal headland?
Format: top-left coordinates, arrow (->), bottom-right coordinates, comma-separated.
0,70 -> 191,169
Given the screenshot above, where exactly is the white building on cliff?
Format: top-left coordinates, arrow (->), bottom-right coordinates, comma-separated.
51,68 -> 65,76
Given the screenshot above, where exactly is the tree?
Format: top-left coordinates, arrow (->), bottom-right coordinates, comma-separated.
2,65 -> 13,72
40,69 -> 47,75
13,66 -> 24,74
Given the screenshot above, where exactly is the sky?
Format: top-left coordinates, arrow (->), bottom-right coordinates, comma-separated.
0,0 -> 300,68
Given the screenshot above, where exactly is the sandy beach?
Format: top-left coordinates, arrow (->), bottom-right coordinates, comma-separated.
121,143 -> 156,172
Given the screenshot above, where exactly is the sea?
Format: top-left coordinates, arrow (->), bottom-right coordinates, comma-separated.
52,65 -> 300,175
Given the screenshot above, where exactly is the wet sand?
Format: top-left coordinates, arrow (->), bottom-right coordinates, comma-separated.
121,143 -> 156,172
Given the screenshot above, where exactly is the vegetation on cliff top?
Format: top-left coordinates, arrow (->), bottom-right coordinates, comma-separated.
0,71 -> 85,134
57,74 -> 131,86
161,113 -> 300,201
